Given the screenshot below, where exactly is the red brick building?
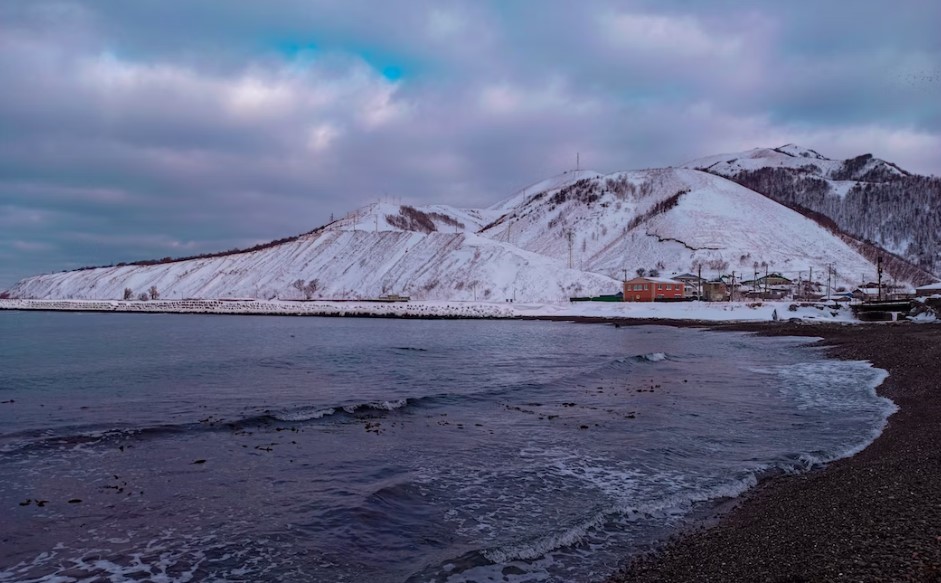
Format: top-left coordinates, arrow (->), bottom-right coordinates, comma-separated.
622,277 -> 686,302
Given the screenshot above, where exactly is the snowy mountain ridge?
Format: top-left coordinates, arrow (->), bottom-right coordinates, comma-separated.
7,146 -> 938,302
682,144 -> 908,181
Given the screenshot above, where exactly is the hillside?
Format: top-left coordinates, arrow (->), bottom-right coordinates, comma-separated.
480,167 -> 932,286
7,149 -> 936,302
683,145 -> 941,277
8,228 -> 617,303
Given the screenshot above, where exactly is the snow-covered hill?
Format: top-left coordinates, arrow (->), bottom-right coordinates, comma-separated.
8,229 -> 617,302
7,147 -> 936,302
480,167 -> 923,286
682,145 -> 940,277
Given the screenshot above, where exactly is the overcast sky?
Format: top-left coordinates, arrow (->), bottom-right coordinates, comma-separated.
2,1 -> 940,288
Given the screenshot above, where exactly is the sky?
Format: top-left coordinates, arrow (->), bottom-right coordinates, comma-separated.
2,1 -> 940,289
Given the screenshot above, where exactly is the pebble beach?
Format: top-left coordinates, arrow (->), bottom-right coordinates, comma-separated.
606,321 -> 941,582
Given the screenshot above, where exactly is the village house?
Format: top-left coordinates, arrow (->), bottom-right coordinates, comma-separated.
854,284 -> 916,301
672,273 -> 704,298
701,280 -> 729,301
852,287 -> 881,301
915,282 -> 941,297
622,277 -> 685,302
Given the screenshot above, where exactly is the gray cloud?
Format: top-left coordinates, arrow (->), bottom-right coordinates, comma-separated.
1,0 -> 940,288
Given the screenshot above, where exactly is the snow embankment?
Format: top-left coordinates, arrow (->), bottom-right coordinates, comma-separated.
0,299 -> 859,323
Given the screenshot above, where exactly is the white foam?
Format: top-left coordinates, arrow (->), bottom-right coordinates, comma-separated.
483,510 -> 607,563
271,407 -> 336,421
773,360 -> 895,467
274,398 -> 409,421
369,398 -> 409,411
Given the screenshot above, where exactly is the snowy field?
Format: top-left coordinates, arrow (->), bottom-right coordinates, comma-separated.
0,298 -> 865,323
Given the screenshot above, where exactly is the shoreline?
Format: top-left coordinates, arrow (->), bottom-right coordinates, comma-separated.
601,320 -> 941,582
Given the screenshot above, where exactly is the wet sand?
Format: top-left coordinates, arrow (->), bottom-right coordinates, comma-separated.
580,320 -> 941,582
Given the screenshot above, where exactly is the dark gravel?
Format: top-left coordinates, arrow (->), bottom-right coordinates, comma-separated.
596,320 -> 941,583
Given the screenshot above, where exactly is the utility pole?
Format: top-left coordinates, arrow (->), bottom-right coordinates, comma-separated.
826,264 -> 832,300
764,265 -> 769,297
730,271 -> 735,302
877,256 -> 883,301
565,230 -> 574,269
576,152 -> 580,171
696,263 -> 702,301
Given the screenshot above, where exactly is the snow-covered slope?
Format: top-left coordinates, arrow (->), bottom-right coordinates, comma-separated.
331,202 -> 500,234
9,229 -> 617,302
480,167 -> 895,285
489,170 -> 605,213
9,146 -> 934,301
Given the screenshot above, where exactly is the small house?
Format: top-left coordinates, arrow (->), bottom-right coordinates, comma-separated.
672,273 -> 705,298
915,282 -> 941,297
701,280 -> 729,301
622,277 -> 685,302
852,287 -> 881,301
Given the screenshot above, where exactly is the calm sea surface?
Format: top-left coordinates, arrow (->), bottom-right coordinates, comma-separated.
0,312 -> 893,582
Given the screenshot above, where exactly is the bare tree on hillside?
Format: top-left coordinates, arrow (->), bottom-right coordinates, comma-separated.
292,278 -> 320,299
304,279 -> 319,299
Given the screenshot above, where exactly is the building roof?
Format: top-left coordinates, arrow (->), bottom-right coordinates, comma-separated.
916,281 -> 941,291
624,276 -> 685,285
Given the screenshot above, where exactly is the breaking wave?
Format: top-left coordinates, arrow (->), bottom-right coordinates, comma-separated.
0,397 -> 425,455
615,352 -> 669,364
270,398 -> 411,422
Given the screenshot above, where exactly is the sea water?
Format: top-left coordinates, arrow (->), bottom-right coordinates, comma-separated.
0,312 -> 894,582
